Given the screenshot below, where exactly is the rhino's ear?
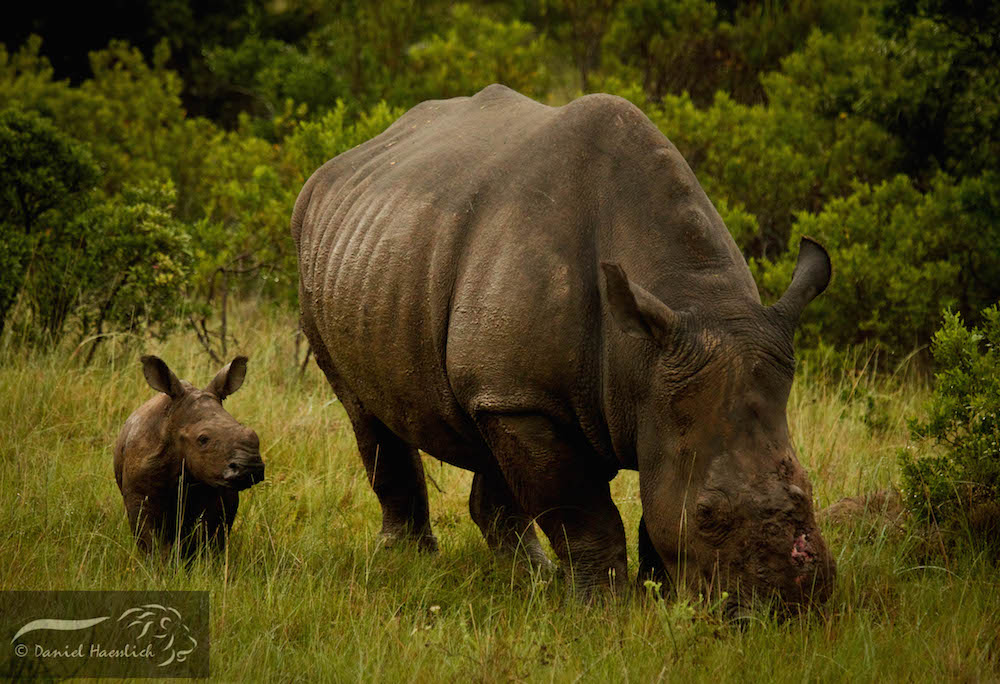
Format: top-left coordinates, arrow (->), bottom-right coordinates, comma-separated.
207,356 -> 248,401
771,237 -> 831,331
141,355 -> 184,399
601,262 -> 684,343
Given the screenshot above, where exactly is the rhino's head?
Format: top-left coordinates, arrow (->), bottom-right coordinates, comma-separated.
602,237 -> 834,612
141,355 -> 264,491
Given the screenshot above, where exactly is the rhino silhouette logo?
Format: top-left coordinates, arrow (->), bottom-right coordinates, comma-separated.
118,604 -> 197,666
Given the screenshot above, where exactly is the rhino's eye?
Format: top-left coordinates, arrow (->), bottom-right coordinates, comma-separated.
696,502 -> 733,542
197,434 -> 210,447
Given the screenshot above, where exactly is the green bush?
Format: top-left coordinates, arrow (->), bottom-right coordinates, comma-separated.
646,89 -> 899,259
205,36 -> 346,122
602,0 -> 866,106
285,99 -> 405,182
754,172 -> 1000,358
899,305 -> 1000,537
0,53 -> 194,349
766,17 -> 999,181
1,1 -> 996,370
408,4 -> 552,101
0,108 -> 99,336
0,112 -> 192,349
205,0 -> 445,124
0,38 -> 186,196
25,183 -> 193,351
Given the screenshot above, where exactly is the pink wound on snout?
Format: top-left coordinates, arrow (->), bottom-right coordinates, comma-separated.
791,534 -> 814,564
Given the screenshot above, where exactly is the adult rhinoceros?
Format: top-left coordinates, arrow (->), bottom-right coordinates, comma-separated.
292,84 -> 835,609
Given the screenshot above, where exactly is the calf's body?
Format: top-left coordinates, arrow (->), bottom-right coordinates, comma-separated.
114,356 -> 264,555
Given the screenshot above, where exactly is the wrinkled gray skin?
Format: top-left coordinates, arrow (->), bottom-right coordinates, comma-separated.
114,356 -> 264,556
292,84 -> 835,608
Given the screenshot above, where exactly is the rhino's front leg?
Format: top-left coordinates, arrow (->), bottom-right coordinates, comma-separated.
124,492 -> 160,554
469,468 -> 552,570
637,515 -> 672,593
475,413 -> 627,596
198,489 -> 239,553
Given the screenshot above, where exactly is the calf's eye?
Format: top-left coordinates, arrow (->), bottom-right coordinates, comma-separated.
197,434 -> 210,446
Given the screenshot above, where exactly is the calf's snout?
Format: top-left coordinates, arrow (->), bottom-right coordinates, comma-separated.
242,428 -> 260,452
222,438 -> 265,489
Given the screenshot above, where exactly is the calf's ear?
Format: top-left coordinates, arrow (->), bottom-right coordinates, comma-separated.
207,356 -> 248,401
141,355 -> 184,399
772,237 -> 831,332
601,262 -> 686,344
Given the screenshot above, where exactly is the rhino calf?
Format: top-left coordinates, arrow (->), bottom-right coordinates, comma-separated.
114,355 -> 264,556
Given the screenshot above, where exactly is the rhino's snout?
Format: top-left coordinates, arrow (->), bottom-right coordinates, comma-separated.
222,430 -> 264,490
241,429 -> 260,453
223,455 -> 264,490
787,530 -> 835,607
791,533 -> 815,564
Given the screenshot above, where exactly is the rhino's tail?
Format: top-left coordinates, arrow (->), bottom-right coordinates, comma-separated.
289,176 -> 317,250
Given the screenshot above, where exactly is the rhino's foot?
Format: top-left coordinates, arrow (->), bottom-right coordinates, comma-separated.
378,529 -> 439,553
636,516 -> 672,594
474,413 -> 629,599
491,536 -> 555,573
525,547 -> 556,573
469,469 -> 554,571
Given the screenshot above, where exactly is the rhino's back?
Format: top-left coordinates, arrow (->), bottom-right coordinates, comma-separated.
292,85 -> 756,467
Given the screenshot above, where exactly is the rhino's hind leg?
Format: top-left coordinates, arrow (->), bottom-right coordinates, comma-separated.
469,469 -> 552,569
306,329 -> 437,552
351,411 -> 438,552
475,413 -> 627,596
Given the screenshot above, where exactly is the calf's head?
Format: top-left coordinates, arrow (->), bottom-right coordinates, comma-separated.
602,237 -> 835,612
141,355 -> 264,490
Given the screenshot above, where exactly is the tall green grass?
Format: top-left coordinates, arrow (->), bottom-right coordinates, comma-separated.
1,304 -> 998,681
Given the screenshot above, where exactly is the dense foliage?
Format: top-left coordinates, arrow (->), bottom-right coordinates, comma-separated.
900,305 -> 1000,540
1,0 -> 997,366
0,108 -> 98,337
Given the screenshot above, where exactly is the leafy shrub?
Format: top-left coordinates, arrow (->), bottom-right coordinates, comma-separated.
408,4 -> 552,101
603,0 -> 866,106
205,36 -> 346,122
899,306 -> 1000,538
0,125 -> 192,350
754,172 -> 1000,358
0,38 -> 301,350
1,1 -> 995,372
0,48 -> 195,350
31,183 -> 193,354
206,0 -> 442,124
767,17 -> 1000,181
541,0 -> 621,91
0,108 -> 98,335
1,38 -> 186,196
285,100 -> 405,181
647,89 -> 899,259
